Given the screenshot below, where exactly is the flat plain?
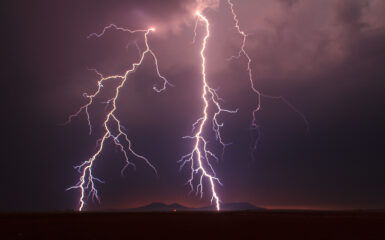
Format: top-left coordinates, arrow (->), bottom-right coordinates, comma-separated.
1,211 -> 384,239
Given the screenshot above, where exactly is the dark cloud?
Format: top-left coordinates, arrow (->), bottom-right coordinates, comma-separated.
227,0 -> 385,83
278,0 -> 299,8
335,0 -> 369,31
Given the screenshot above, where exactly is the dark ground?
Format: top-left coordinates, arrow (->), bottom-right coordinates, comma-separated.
1,211 -> 384,239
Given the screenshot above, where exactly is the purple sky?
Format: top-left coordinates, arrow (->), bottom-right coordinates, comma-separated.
2,0 -> 385,211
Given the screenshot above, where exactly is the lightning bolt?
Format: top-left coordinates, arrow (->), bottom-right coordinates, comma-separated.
179,11 -> 237,211
65,1 -> 308,212
178,2 -> 308,210
226,0 -> 309,157
65,24 -> 171,211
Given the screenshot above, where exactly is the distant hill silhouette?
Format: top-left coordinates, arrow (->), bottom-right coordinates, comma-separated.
128,202 -> 265,212
134,202 -> 189,212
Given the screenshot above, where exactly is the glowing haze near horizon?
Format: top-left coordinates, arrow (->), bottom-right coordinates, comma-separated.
2,0 -> 385,211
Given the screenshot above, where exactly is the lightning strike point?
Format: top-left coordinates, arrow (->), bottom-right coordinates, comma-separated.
66,24 -> 169,211
180,10 -> 237,212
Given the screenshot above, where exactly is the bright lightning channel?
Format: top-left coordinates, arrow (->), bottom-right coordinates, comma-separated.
179,11 -> 237,211
65,24 -> 171,211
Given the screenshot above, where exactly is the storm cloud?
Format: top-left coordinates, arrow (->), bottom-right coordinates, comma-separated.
2,0 -> 384,211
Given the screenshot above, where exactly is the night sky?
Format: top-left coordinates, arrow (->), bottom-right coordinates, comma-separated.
2,0 -> 385,212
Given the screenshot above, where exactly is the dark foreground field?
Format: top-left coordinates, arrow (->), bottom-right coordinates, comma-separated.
1,211 -> 384,239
